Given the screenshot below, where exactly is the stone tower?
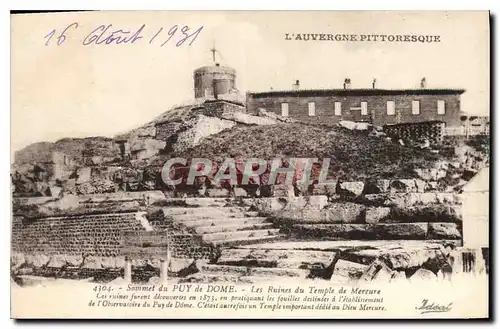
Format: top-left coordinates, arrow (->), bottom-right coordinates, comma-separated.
193,47 -> 237,99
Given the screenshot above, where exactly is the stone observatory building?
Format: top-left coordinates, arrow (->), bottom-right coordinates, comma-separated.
193,47 -> 238,99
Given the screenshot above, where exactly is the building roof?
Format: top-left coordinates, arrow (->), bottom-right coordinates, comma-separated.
204,98 -> 245,107
247,88 -> 466,98
194,65 -> 236,74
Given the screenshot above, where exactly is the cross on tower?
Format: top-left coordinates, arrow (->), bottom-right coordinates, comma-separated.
210,45 -> 217,64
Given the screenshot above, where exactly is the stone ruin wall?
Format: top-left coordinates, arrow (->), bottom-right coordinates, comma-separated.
11,195 -> 217,279
383,121 -> 446,145
201,99 -> 246,118
155,121 -> 183,141
172,115 -> 237,154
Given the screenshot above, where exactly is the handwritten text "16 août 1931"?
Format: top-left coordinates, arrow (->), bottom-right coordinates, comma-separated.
44,22 -> 204,47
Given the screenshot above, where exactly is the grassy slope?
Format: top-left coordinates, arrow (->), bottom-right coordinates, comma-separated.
175,123 -> 443,181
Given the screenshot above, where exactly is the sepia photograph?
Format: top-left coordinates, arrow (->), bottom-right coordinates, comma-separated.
9,10 -> 490,319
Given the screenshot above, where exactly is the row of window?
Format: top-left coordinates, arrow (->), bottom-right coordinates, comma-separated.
280,100 -> 447,117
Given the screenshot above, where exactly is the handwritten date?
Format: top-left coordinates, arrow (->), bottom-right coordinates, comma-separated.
44,22 -> 203,47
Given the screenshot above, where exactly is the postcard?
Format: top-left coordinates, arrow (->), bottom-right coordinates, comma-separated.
10,10 -> 490,319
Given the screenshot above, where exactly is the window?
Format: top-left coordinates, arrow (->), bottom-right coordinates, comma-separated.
437,100 -> 446,115
308,102 -> 316,116
387,101 -> 395,115
334,102 -> 342,116
412,100 -> 420,115
361,102 -> 368,116
281,103 -> 289,117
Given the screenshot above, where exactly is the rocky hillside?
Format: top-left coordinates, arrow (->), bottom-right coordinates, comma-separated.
177,123 -> 468,182
13,137 -> 120,166
10,101 -> 294,197
11,96 -> 489,197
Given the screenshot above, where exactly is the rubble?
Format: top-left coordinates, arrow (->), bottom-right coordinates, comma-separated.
338,120 -> 372,131
364,207 -> 391,224
331,260 -> 368,283
76,167 -> 92,184
292,223 -> 429,240
258,108 -> 296,123
359,259 -> 394,283
130,138 -> 166,160
428,223 -> 462,239
337,181 -> 365,197
322,202 -> 365,223
174,115 -> 237,153
363,180 -> 391,194
223,111 -> 277,125
410,268 -> 437,281
389,179 -> 426,193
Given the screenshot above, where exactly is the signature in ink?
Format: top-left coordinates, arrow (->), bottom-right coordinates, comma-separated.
415,299 -> 453,314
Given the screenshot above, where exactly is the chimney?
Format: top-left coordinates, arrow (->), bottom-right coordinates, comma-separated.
372,78 -> 377,89
343,78 -> 351,89
292,80 -> 300,90
420,77 -> 427,89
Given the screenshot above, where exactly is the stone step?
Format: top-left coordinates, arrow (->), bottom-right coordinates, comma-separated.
194,222 -> 274,234
244,211 -> 260,217
177,198 -> 230,207
177,273 -> 307,284
209,235 -> 282,247
291,223 -> 436,240
171,212 -> 245,221
292,223 -> 462,240
200,264 -> 308,278
202,229 -> 280,243
251,267 -> 309,278
180,217 -> 269,228
162,206 -> 246,217
233,239 -> 462,251
176,273 -> 241,284
216,248 -> 336,269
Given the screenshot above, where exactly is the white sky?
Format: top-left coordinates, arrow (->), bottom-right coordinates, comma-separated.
11,11 -> 490,155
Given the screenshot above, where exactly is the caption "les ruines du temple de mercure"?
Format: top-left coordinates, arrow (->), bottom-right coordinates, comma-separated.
88,284 -> 386,312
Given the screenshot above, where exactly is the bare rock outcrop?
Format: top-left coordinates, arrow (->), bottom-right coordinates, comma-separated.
359,259 -> 394,283
174,115 -> 237,153
292,223 -> 428,240
389,179 -> 426,193
330,260 -> 368,283
222,111 -> 277,125
410,268 -> 437,281
364,207 -> 391,224
321,202 -> 365,223
258,108 -> 296,123
428,223 -> 462,239
337,181 -> 365,197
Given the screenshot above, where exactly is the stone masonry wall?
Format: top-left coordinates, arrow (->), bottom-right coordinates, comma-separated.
147,210 -> 216,260
12,209 -> 216,270
201,99 -> 246,117
383,121 -> 445,145
247,92 -> 462,127
11,213 -> 145,258
168,234 -> 215,260
155,122 -> 183,141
